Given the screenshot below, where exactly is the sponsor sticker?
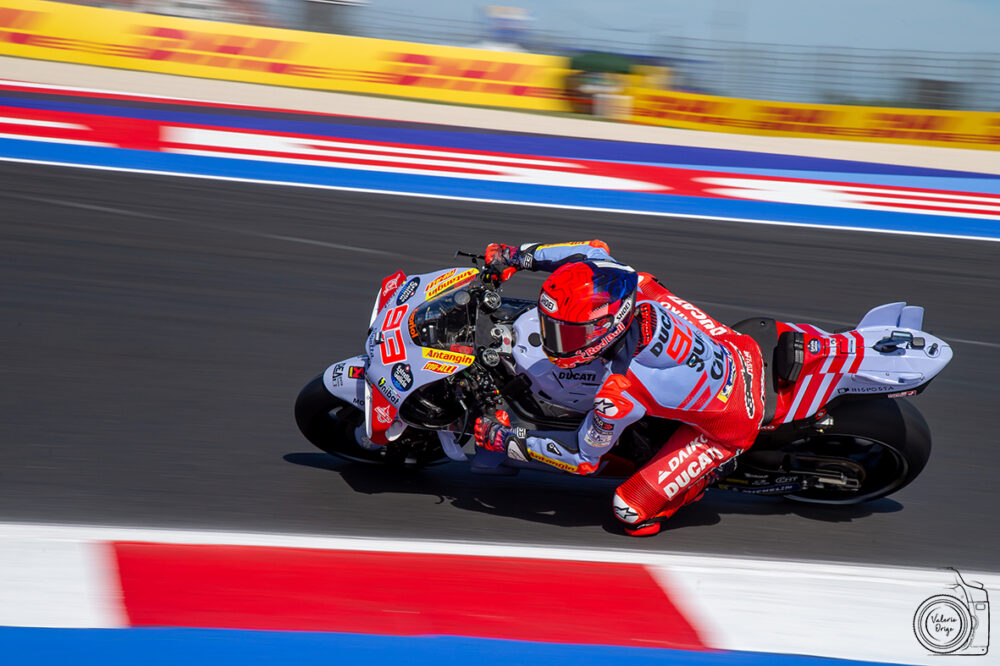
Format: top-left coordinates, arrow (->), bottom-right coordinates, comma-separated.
593,413 -> 615,431
376,377 -> 400,405
422,347 -> 475,366
396,277 -> 420,305
660,296 -> 729,337
381,272 -> 404,301
348,366 -> 365,379
374,405 -> 393,424
528,449 -> 580,473
425,268 -> 479,299
535,241 -> 589,250
658,440 -> 726,499
391,363 -> 413,391
742,368 -> 755,419
808,338 -> 821,354
583,427 -> 613,448
738,483 -> 798,495
331,363 -> 345,387
423,361 -> 459,374
716,362 -> 735,403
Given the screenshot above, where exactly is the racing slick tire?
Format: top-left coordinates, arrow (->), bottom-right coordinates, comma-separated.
782,397 -> 932,504
294,374 -> 447,467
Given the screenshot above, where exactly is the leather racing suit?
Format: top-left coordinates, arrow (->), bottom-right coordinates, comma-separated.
495,241 -> 765,531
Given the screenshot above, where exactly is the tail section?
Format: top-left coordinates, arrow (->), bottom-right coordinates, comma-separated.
769,303 -> 952,425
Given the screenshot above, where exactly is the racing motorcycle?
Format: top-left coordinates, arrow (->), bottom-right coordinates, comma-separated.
295,254 -> 952,505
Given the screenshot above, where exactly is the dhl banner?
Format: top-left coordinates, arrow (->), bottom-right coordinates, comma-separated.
629,88 -> 1000,151
0,0 -> 571,111
2,0 -> 997,149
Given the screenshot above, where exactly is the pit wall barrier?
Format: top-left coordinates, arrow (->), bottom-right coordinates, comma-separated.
1,0 -> 999,151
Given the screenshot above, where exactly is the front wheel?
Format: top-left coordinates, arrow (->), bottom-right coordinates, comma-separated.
780,398 -> 932,504
294,374 -> 448,467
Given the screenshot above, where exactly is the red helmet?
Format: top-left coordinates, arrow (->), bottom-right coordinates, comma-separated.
538,261 -> 638,368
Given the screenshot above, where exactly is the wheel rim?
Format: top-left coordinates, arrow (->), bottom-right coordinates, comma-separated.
784,434 -> 910,504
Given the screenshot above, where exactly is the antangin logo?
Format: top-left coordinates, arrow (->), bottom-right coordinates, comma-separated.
425,268 -> 478,299
422,347 -> 475,366
528,449 -> 580,473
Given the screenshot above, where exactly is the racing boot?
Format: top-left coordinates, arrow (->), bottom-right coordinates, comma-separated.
612,487 -> 669,536
613,458 -> 738,536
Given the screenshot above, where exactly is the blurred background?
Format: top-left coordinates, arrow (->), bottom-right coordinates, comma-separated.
62,0 -> 1000,110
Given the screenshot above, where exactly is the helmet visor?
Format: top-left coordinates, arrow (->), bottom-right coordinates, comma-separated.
539,312 -> 613,357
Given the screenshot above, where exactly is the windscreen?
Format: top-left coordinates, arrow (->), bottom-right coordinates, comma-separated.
408,288 -> 477,352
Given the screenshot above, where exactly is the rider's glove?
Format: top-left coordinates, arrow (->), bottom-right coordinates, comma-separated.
484,243 -> 530,282
474,416 -> 529,462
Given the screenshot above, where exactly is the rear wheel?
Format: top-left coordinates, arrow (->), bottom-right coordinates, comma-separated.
294,374 -> 447,467
781,398 -> 931,504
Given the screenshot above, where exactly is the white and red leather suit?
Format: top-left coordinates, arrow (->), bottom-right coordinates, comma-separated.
509,241 -> 764,533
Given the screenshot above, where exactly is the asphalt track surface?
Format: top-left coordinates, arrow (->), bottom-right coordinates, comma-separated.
2,160 -> 999,571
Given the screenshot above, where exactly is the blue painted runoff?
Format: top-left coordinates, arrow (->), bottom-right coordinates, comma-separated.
0,627 -> 912,666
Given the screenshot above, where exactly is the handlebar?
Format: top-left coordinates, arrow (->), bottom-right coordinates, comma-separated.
456,250 -> 504,287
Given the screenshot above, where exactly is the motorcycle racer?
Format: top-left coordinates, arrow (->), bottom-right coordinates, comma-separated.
475,241 -> 764,536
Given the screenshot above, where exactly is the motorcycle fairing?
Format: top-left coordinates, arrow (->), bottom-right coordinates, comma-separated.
364,266 -> 480,435
772,302 -> 953,424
